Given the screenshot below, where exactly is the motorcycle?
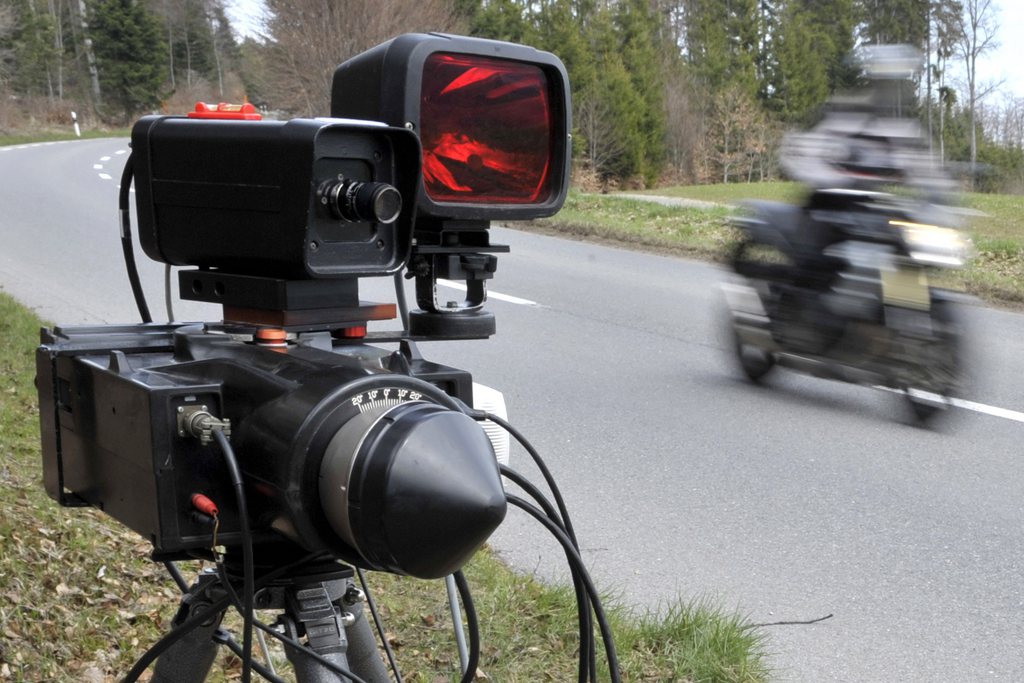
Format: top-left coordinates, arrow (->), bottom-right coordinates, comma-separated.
722,186 -> 971,421
721,44 -> 978,421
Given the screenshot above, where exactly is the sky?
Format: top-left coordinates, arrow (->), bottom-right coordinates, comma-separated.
224,0 -> 1024,99
974,1 -> 1024,99
225,0 -> 266,40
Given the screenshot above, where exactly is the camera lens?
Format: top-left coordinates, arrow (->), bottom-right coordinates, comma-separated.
318,399 -> 506,578
321,178 -> 402,224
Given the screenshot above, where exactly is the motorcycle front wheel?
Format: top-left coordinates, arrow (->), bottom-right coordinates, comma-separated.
730,325 -> 776,382
903,295 -> 962,422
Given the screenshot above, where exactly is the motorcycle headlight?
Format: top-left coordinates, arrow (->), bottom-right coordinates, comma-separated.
891,220 -> 971,267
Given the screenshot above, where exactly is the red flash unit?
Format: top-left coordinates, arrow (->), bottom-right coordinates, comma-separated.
331,33 -> 571,223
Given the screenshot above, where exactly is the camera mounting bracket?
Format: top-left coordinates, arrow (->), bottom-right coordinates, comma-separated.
178,270 -> 397,330
406,222 -> 508,338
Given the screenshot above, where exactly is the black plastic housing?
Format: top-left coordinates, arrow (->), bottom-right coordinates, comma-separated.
330,33 -> 572,223
37,325 -> 505,576
131,117 -> 421,278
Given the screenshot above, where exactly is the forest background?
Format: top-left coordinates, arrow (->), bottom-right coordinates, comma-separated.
1,0 -> 1021,194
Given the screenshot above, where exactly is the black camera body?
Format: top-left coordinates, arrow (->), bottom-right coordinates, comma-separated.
131,117 -> 420,280
37,33 -> 571,580
37,322 -> 502,578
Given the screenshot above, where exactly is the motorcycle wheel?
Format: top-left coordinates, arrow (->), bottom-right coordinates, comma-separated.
903,296 -> 961,422
732,327 -> 775,382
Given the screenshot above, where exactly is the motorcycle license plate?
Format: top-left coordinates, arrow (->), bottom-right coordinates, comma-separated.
881,265 -> 930,311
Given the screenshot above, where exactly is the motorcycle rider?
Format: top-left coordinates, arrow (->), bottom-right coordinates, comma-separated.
773,44 -> 952,293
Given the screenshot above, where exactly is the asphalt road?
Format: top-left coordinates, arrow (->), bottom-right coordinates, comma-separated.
2,138 -> 1022,682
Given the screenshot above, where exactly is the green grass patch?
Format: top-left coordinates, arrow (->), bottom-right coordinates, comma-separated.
532,191 -> 739,260
631,181 -> 806,205
0,291 -> 769,681
367,559 -> 769,682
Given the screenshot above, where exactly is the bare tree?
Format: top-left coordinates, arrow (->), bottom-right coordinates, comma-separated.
576,90 -> 633,184
1006,95 -> 1024,149
662,67 -> 703,184
262,0 -> 463,116
75,0 -> 103,109
931,0 -> 963,164
704,84 -> 770,184
986,93 -> 1024,148
953,0 -> 1000,185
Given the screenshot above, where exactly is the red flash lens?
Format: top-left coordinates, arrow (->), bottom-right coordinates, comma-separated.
420,53 -> 553,205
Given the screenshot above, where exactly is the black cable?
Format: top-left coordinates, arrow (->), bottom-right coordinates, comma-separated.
123,552 -> 326,682
452,570 -> 480,683
500,466 -> 595,683
356,568 -> 404,683
483,412 -> 580,546
118,155 -> 152,323
505,494 -> 622,683
499,466 -> 564,530
482,413 -> 596,681
213,628 -> 287,683
213,429 -> 255,683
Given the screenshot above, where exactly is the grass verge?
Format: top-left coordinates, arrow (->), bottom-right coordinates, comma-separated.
0,291 -> 769,682
530,186 -> 1024,308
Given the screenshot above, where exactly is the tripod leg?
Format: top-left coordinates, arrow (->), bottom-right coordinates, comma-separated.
345,599 -> 391,683
151,581 -> 225,683
282,582 -> 351,683
282,579 -> 391,683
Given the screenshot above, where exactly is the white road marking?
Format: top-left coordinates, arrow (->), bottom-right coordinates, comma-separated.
437,279 -> 538,306
95,150 -> 131,181
1,141 -> 68,152
948,397 -> 1024,422
878,386 -> 1024,423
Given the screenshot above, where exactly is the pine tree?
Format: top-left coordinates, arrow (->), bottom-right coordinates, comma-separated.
857,0 -> 930,47
172,0 -> 217,88
614,0 -> 668,184
581,7 -> 646,181
528,0 -> 597,166
771,3 -> 830,124
768,0 -> 857,124
684,0 -> 760,98
461,0 -> 529,43
89,0 -> 166,123
10,0 -> 61,98
0,4 -> 13,91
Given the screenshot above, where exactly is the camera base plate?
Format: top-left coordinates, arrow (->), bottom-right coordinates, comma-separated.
223,303 -> 397,330
408,309 -> 495,339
